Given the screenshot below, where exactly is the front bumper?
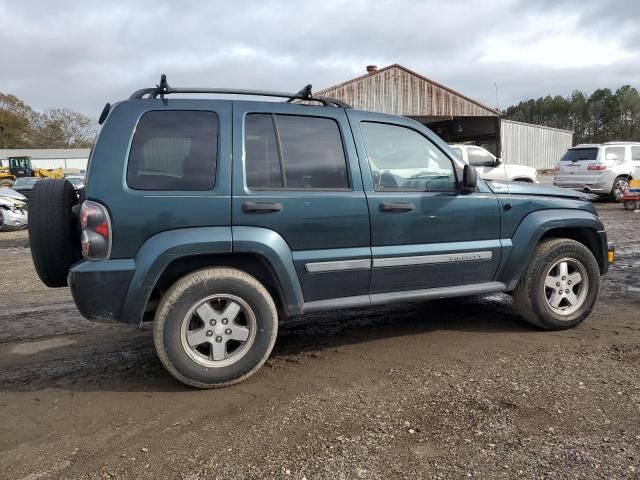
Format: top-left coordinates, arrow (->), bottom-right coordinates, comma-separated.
68,259 -> 135,322
0,207 -> 28,230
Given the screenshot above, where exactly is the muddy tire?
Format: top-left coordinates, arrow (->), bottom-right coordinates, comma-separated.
153,268 -> 278,389
513,238 -> 600,330
610,176 -> 629,202
28,179 -> 81,287
623,200 -> 639,211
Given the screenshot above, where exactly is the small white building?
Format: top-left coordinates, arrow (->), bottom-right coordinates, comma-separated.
0,148 -> 90,171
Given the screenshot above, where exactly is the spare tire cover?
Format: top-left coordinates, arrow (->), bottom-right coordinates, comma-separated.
28,179 -> 81,287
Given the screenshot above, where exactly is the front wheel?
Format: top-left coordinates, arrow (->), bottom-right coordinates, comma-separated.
610,176 -> 629,202
513,238 -> 600,330
153,268 -> 278,388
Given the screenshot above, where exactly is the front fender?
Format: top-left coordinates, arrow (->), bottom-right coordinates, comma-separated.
120,227 -> 232,324
496,209 -> 605,289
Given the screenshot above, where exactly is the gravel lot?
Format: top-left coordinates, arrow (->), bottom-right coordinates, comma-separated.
0,199 -> 638,479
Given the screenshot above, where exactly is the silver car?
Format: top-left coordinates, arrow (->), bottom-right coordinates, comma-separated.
554,142 -> 640,201
0,187 -> 28,231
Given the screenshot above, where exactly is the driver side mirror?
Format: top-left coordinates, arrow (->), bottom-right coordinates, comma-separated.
462,164 -> 478,192
494,157 -> 502,167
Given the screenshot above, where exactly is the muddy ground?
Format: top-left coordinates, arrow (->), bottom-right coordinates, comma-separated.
0,201 -> 639,479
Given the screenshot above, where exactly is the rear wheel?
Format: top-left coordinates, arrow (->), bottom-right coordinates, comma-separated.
153,268 -> 278,388
513,238 -> 600,330
610,176 -> 629,202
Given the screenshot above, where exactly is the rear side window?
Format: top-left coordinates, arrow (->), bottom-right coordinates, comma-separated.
560,148 -> 598,161
604,146 -> 625,161
245,113 -> 349,190
632,146 -> 640,161
127,111 -> 218,190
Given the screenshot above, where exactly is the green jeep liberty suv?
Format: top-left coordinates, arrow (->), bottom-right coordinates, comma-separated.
28,76 -> 612,388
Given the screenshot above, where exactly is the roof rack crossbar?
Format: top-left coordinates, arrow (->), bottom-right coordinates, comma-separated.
129,74 -> 351,108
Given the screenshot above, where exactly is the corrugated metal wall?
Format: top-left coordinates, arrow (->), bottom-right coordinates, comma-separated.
501,120 -> 573,170
30,158 -> 88,170
317,65 -> 497,117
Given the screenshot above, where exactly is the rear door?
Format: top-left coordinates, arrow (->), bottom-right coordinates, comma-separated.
632,146 -> 640,178
348,111 -> 502,293
232,102 -> 370,302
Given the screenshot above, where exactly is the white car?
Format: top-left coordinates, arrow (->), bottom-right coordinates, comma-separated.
0,187 -> 28,231
449,144 -> 537,183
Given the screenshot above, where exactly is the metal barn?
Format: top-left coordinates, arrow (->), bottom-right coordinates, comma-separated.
317,64 -> 572,169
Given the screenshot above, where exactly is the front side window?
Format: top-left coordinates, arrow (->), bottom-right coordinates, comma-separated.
127,111 -> 218,190
632,146 -> 640,161
245,113 -> 349,190
360,122 -> 456,191
467,147 -> 495,167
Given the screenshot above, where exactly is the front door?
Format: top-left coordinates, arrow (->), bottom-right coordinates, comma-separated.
232,102 -> 370,302
347,111 -> 502,294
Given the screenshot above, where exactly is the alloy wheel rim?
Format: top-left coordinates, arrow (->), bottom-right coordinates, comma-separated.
614,179 -> 629,200
543,257 -> 589,316
180,294 -> 257,368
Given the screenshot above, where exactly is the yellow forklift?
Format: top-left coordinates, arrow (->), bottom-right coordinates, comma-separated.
0,156 -> 65,188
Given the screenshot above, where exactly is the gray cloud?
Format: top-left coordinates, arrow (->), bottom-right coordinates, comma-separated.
0,0 -> 638,117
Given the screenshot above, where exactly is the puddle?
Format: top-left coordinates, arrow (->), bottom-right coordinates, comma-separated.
10,337 -> 76,355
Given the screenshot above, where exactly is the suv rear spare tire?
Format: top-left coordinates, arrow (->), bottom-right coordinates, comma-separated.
28,179 -> 81,287
513,238 -> 600,330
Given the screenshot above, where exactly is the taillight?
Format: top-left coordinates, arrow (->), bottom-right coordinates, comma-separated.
80,200 -> 111,260
587,164 -> 607,171
554,164 -> 560,171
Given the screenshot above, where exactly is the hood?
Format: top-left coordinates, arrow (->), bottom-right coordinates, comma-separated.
0,187 -> 27,201
0,195 -> 27,210
487,181 -> 588,200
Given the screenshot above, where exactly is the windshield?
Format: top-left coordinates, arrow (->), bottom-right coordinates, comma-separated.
66,177 -> 84,186
560,148 -> 598,161
12,177 -> 40,187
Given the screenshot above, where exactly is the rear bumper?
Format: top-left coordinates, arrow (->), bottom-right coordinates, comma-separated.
68,259 -> 135,322
553,172 -> 615,194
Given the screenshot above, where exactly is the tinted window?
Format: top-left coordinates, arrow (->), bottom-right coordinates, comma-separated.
467,147 -> 495,167
632,146 -> 640,161
244,114 -> 349,189
604,146 -> 625,161
361,122 -> 457,191
560,148 -> 598,161
245,114 -> 282,189
127,111 -> 218,190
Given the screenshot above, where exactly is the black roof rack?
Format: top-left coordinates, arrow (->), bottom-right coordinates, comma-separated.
129,74 -> 351,108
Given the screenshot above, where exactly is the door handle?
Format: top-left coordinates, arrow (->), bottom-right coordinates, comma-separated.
242,202 -> 283,213
379,202 -> 415,212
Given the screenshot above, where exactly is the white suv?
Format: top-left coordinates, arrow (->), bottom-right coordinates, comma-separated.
449,144 -> 537,183
553,142 -> 640,202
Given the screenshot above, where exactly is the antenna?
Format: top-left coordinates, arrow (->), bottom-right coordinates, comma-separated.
494,82 -> 500,111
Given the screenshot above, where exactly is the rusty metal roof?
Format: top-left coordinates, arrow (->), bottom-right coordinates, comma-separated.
316,64 -> 499,117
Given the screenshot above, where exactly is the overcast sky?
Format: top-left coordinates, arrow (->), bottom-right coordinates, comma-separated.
1,0 -> 638,117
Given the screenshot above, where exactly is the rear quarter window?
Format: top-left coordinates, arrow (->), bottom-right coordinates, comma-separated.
127,110 -> 218,190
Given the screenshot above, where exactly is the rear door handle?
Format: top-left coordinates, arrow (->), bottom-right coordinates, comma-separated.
242,202 -> 283,213
379,202 -> 415,212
